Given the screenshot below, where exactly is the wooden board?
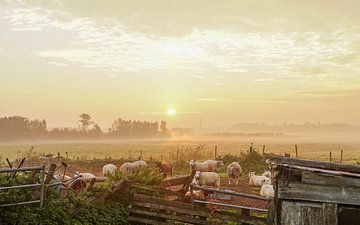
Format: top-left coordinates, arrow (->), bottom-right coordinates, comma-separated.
301,171 -> 360,187
131,193 -> 267,225
278,181 -> 360,205
280,201 -> 337,225
265,154 -> 360,173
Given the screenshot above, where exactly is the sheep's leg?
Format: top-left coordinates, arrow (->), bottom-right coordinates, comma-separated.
235,178 -> 238,185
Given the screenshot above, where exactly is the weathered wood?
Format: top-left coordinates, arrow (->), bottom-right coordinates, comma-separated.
278,163 -> 360,178
265,154 -> 360,173
44,164 -> 57,184
128,216 -> 169,225
160,175 -> 189,187
129,208 -> 211,225
280,200 -> 323,225
322,203 -> 337,225
132,193 -> 267,225
278,181 -> 360,205
181,169 -> 196,194
302,171 -> 360,187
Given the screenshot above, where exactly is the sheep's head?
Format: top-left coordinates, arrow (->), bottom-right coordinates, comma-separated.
264,178 -> 272,185
194,171 -> 201,180
232,167 -> 241,176
217,161 -> 224,167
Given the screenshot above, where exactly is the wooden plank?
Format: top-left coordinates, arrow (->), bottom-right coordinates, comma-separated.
132,194 -> 267,225
128,216 -> 169,225
129,208 -> 211,225
322,203 -> 337,225
265,154 -> 360,173
131,204 -> 266,225
302,171 -> 360,187
278,181 -> 360,205
280,200 -> 323,225
133,193 -> 207,212
161,176 -> 189,187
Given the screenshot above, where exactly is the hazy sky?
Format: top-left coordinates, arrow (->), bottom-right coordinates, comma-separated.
0,0 -> 359,129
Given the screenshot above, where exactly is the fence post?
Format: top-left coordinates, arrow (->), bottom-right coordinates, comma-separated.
214,145 -> 218,159
340,150 -> 343,163
39,165 -> 45,208
330,151 -> 332,163
45,164 -> 57,184
249,143 -> 253,153
295,144 -> 298,159
262,145 -> 266,155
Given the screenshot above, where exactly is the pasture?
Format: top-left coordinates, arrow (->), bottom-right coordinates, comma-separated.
1,140 -> 360,164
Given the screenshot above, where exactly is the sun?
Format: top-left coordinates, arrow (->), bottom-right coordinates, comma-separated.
167,108 -> 176,116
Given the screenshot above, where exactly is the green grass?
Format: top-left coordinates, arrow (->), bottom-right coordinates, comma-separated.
1,141 -> 360,165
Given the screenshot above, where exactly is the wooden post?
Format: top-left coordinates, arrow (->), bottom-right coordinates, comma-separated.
330,151 -> 332,164
295,144 -> 298,159
262,145 -> 266,155
45,163 -> 57,184
250,143 -> 253,153
176,148 -> 179,159
66,152 -> 68,159
214,145 -> 218,159
140,150 -> 143,160
340,150 -> 343,163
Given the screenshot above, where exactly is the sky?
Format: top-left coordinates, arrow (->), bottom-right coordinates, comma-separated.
0,0 -> 359,129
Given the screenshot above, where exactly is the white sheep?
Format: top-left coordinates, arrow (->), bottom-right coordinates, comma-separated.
74,172 -> 96,181
262,170 -> 272,179
260,179 -> 274,198
53,173 -> 71,182
194,171 -> 220,188
189,160 -> 224,172
119,160 -> 147,173
227,162 -> 242,185
119,162 -> 132,173
248,171 -> 270,187
102,164 -> 117,177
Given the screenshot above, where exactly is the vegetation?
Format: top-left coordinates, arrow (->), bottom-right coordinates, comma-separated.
0,114 -> 170,142
0,166 -> 164,225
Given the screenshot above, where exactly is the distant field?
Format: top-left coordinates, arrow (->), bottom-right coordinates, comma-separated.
1,140 -> 360,164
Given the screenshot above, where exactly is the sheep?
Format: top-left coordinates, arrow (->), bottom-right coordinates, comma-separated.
248,171 -> 270,187
194,171 -> 220,188
102,164 -> 117,177
189,160 -> 224,172
119,162 -> 132,173
119,160 -> 148,173
184,190 -> 205,203
74,172 -> 96,180
130,160 -> 147,171
260,179 -> 274,198
262,170 -> 271,179
155,161 -> 172,178
53,173 -> 71,182
227,162 -> 242,185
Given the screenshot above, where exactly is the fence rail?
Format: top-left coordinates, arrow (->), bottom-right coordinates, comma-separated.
0,165 -> 46,208
190,184 -> 269,213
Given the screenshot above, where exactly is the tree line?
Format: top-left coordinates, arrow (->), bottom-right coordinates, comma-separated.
0,114 -> 170,141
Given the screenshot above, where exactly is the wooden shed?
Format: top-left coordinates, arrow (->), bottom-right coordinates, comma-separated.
266,154 -> 360,225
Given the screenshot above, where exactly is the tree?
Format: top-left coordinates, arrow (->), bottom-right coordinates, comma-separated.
79,113 -> 93,132
160,121 -> 167,132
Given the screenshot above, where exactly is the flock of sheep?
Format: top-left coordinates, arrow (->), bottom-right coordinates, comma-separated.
188,159 -> 274,200
52,159 -> 274,199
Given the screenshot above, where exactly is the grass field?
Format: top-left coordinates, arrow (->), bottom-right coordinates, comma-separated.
1,140 -> 360,165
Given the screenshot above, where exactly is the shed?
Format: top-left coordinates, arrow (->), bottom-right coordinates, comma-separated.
266,154 -> 360,225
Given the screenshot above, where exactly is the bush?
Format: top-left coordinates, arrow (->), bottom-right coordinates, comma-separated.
0,171 -> 128,225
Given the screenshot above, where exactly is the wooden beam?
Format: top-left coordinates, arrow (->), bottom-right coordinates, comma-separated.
265,153 -> 360,173
301,171 -> 360,187
278,181 -> 360,205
